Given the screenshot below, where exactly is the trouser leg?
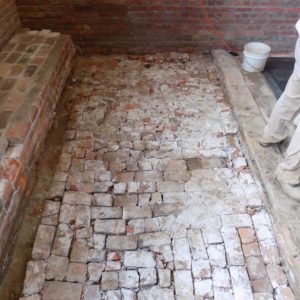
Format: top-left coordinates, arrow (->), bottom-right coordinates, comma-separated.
262,70 -> 300,142
276,122 -> 300,185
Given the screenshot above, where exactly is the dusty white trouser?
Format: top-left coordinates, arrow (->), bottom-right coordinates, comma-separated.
263,37 -> 300,185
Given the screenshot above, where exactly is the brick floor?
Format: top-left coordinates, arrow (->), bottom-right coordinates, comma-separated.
20,53 -> 295,299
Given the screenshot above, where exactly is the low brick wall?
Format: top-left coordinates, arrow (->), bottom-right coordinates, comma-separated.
0,29 -> 75,265
15,0 -> 300,54
0,0 -> 21,49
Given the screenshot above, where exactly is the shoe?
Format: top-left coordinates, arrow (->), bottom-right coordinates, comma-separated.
277,180 -> 300,201
259,136 -> 284,147
259,140 -> 276,147
275,165 -> 300,186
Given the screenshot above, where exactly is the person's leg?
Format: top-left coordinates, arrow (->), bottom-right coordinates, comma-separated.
260,70 -> 300,145
260,37 -> 300,146
275,122 -> 300,185
274,122 -> 300,200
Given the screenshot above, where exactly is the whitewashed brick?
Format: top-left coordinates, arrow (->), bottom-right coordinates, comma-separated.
119,270 -> 139,288
94,219 -> 126,235
124,251 -> 156,268
230,266 -> 253,300
187,229 -> 208,260
221,226 -> 244,265
207,244 -> 226,268
174,270 -> 193,299
139,268 -> 157,286
202,228 -> 223,244
192,260 -> 211,279
139,231 -> 171,248
213,268 -> 231,288
214,287 -> 234,300
158,269 -> 171,287
173,238 -> 191,269
194,279 -> 213,298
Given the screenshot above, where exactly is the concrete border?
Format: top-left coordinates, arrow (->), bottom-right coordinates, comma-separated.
212,49 -> 300,297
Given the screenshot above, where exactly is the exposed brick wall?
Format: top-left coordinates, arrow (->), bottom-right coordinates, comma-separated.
15,0 -> 300,54
0,30 -> 75,267
0,0 -> 21,49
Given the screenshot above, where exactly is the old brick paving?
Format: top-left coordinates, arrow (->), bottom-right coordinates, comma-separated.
20,53 -> 295,300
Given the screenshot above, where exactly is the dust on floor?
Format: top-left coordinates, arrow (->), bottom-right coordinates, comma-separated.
3,53 -> 295,300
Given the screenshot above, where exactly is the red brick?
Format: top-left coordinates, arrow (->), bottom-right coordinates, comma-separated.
242,241 -> 261,257
14,1 -> 298,54
0,0 -> 20,49
2,91 -> 24,111
238,227 -> 256,244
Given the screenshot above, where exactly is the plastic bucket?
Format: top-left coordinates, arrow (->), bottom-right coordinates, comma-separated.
242,42 -> 271,72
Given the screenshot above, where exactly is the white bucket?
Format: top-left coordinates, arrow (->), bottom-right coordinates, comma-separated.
242,42 -> 271,72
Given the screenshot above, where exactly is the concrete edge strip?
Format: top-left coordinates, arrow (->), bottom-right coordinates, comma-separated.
212,49 -> 300,297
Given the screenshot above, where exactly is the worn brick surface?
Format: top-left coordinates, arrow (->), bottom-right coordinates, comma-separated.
19,54 -> 295,299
